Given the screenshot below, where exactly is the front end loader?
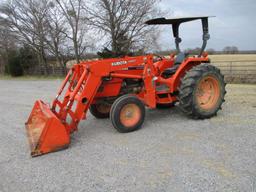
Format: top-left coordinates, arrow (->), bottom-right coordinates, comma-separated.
25,16 -> 226,157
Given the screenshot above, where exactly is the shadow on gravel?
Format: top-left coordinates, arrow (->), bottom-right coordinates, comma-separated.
70,105 -> 187,147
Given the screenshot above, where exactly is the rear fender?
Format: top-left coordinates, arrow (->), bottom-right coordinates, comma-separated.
170,58 -> 209,92
153,59 -> 174,75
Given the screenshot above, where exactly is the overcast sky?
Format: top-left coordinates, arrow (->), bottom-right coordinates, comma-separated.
157,0 -> 256,51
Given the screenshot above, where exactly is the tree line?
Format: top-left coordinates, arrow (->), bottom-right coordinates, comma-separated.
0,0 -> 245,77
0,0 -> 160,76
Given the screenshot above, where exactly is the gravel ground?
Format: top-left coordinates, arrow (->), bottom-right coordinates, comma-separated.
0,80 -> 256,192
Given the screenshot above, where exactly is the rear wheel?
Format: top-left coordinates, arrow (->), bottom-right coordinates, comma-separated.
110,95 -> 145,133
178,64 -> 226,119
89,103 -> 111,118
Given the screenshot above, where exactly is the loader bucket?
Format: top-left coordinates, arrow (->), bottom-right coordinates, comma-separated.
25,100 -> 70,157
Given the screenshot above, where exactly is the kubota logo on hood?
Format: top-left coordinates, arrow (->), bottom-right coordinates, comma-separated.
111,61 -> 128,66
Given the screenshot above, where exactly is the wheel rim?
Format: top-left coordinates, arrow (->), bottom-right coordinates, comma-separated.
96,104 -> 111,114
120,104 -> 141,127
196,75 -> 220,110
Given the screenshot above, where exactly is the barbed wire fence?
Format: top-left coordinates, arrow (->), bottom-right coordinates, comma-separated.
213,60 -> 256,84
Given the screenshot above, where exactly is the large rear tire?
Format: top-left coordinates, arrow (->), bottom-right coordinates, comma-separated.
110,95 -> 145,133
178,64 -> 226,119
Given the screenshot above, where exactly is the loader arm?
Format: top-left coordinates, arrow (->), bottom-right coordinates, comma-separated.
25,55 -> 155,156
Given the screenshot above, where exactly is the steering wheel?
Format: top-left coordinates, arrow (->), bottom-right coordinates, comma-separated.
153,54 -> 164,62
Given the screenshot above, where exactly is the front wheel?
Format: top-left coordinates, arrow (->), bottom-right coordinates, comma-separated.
178,64 -> 226,119
110,95 -> 145,133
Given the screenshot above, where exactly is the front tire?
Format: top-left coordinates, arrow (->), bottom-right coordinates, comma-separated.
178,64 -> 226,119
110,95 -> 145,133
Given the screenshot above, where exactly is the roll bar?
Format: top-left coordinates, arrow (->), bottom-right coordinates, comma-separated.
145,16 -> 214,56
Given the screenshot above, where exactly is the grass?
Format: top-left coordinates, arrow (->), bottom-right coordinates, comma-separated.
209,54 -> 256,62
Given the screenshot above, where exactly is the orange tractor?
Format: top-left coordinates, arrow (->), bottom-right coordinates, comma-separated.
26,16 -> 226,157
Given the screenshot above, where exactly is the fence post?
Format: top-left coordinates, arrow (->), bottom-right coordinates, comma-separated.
229,61 -> 232,75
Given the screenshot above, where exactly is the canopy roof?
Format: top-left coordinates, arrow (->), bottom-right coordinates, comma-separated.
145,16 -> 214,25
145,16 -> 215,56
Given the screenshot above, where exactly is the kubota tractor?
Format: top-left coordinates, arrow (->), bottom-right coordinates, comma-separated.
25,16 -> 226,157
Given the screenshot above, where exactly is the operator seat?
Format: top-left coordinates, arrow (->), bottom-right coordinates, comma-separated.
162,52 -> 187,78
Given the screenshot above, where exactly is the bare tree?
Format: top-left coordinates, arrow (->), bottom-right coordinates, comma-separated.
206,48 -> 216,55
0,0 -> 52,75
0,17 -> 17,73
0,0 -> 162,76
87,0 -> 161,56
223,46 -> 239,54
44,1 -> 69,74
56,0 -> 93,63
